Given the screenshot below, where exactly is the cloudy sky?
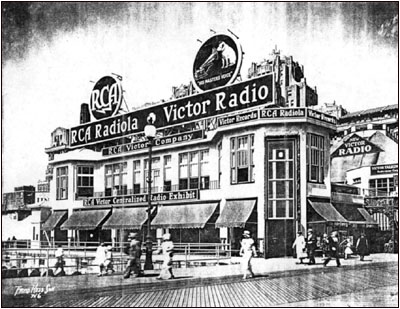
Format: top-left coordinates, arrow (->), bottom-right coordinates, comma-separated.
2,2 -> 398,192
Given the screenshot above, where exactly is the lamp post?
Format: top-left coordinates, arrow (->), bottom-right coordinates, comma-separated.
144,119 -> 156,270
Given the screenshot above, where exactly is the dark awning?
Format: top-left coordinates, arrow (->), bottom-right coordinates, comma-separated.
60,209 -> 110,230
151,203 -> 219,229
308,200 -> 348,224
102,207 -> 148,230
42,211 -> 67,231
216,199 -> 257,228
332,203 -> 368,225
357,208 -> 379,226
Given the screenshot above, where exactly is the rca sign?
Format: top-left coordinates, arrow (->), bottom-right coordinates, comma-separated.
90,75 -> 123,120
332,134 -> 382,157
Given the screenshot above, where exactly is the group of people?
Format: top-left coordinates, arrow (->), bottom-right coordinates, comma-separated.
292,229 -> 370,267
123,232 -> 175,280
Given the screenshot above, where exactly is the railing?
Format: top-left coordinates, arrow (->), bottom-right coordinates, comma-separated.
1,241 -> 231,279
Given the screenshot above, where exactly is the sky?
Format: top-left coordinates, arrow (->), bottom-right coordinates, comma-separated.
1,2 -> 399,192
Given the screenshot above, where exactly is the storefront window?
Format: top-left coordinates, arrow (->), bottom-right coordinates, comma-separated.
307,133 -> 324,183
179,150 -> 209,190
76,166 -> 94,198
163,155 -> 172,191
144,157 -> 161,193
133,160 -> 141,194
230,134 -> 255,184
56,166 -> 68,200
105,162 -> 127,196
368,178 -> 395,196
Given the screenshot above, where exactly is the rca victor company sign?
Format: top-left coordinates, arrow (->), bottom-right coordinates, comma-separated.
193,33 -> 243,92
331,134 -> 383,157
70,73 -> 274,147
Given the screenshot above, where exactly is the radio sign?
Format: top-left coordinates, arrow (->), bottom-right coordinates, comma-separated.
332,134 -> 383,157
193,33 -> 243,92
90,76 -> 123,120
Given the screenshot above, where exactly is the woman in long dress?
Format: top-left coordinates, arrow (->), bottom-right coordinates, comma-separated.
292,231 -> 307,264
240,230 -> 257,279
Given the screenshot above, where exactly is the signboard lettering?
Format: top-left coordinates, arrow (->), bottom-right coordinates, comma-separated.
260,107 -> 306,118
70,74 -> 273,147
371,164 -> 399,175
218,110 -> 258,127
83,190 -> 199,206
307,109 -> 337,125
331,134 -> 383,157
102,130 -> 204,156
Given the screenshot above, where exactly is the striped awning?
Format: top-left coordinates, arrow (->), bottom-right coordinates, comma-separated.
102,207 -> 148,230
60,209 -> 110,230
357,208 -> 378,226
151,203 -> 219,229
216,199 -> 257,228
42,211 -> 67,231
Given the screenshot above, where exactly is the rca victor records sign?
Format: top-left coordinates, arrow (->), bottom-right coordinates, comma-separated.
193,34 -> 243,92
90,75 -> 123,120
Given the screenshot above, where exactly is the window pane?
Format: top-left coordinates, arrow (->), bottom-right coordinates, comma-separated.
276,162 -> 286,179
276,200 -> 286,217
268,201 -> 274,218
237,167 -> 249,183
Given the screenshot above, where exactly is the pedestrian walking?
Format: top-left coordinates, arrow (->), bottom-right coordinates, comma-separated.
123,233 -> 142,279
306,228 -> 317,265
155,233 -> 175,280
94,242 -> 107,277
356,233 -> 369,261
321,233 -> 329,258
239,230 -> 257,279
292,231 -> 307,264
54,245 -> 65,276
104,245 -> 115,274
323,231 -> 341,267
341,238 -> 353,260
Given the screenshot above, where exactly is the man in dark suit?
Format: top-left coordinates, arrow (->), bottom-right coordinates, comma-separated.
323,231 -> 341,267
306,228 -> 317,265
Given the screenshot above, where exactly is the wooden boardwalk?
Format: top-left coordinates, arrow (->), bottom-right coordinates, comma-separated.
12,263 -> 397,307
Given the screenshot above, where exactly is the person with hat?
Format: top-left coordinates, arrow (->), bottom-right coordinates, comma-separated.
123,233 -> 142,279
305,228 -> 317,265
239,230 -> 257,279
323,231 -> 341,267
356,233 -> 369,261
155,233 -> 175,280
292,231 -> 307,264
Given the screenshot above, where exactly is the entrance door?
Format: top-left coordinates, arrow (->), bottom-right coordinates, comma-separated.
265,138 -> 297,257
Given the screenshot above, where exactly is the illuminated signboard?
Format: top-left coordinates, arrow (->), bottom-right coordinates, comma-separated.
102,130 -> 204,156
83,189 -> 199,206
371,164 -> 398,175
90,76 -> 123,120
331,134 -> 383,157
193,33 -> 243,92
70,73 -> 274,147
